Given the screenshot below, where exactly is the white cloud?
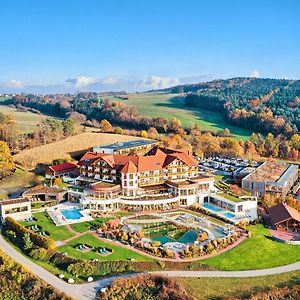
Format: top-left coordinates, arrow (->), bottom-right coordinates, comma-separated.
250,70 -> 260,78
8,79 -> 24,88
142,76 -> 180,90
65,76 -> 97,88
101,76 -> 118,85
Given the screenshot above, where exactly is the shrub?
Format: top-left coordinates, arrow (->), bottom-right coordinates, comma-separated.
4,217 -> 55,249
29,247 -> 48,261
97,274 -> 194,300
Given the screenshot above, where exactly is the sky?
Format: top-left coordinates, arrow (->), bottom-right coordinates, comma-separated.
0,0 -> 299,93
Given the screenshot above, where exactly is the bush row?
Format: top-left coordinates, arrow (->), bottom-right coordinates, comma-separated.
4,217 -> 56,249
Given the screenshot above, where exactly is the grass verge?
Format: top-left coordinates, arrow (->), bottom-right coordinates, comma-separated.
182,269 -> 300,299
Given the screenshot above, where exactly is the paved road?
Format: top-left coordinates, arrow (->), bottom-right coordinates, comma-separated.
1,234 -> 300,300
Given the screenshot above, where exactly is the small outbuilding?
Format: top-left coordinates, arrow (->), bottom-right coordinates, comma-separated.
0,198 -> 31,223
22,184 -> 67,203
266,203 -> 300,232
45,162 -> 78,180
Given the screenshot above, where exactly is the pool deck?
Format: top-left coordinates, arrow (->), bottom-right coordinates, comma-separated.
47,202 -> 93,226
200,203 -> 251,224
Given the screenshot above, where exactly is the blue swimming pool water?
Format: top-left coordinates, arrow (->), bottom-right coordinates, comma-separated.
61,208 -> 83,220
152,235 -> 174,244
178,230 -> 198,244
202,203 -> 222,213
222,212 -> 235,219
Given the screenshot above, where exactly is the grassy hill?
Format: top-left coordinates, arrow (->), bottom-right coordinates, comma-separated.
165,77 -> 300,135
0,105 -> 57,133
103,93 -> 253,140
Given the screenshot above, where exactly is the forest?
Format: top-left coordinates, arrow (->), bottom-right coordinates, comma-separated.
167,78 -> 300,136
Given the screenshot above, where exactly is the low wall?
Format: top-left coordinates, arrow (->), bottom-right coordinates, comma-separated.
272,235 -> 300,245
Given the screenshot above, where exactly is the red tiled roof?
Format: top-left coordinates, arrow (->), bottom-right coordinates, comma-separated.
120,161 -> 138,173
80,147 -> 197,173
50,162 -> 77,172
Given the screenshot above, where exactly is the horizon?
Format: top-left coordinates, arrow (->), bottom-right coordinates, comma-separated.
0,75 -> 297,96
0,0 -> 299,93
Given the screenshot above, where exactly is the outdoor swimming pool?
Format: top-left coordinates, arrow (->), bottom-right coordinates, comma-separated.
202,203 -> 223,213
61,208 -> 84,220
222,212 -> 235,219
152,229 -> 199,244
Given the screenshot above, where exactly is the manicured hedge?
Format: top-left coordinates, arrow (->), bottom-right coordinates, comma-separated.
5,217 -> 56,249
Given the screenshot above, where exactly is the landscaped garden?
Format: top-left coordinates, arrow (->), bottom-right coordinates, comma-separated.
57,233 -> 154,261
202,224 -> 300,270
69,217 -> 113,233
20,212 -> 75,241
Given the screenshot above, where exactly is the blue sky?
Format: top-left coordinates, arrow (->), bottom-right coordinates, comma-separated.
0,0 -> 299,93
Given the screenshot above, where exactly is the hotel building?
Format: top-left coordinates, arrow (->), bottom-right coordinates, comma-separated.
68,146 -> 215,211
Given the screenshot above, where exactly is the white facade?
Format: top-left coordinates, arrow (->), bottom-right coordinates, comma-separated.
68,176 -> 216,212
0,199 -> 32,223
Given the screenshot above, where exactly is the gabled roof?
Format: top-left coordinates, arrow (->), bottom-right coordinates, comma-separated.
79,147 -> 197,173
49,162 -> 77,172
120,161 -> 138,173
266,203 -> 300,225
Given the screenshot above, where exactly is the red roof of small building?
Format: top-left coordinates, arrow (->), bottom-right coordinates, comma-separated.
49,162 -> 77,172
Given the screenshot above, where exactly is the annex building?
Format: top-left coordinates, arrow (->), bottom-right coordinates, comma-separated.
241,162 -> 298,197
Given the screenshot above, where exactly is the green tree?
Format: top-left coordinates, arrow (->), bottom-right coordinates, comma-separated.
63,118 -> 75,136
23,232 -> 33,251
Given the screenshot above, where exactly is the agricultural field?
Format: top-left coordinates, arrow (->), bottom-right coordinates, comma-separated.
104,93 -> 253,140
0,105 -> 57,133
13,132 -> 146,168
182,269 -> 300,300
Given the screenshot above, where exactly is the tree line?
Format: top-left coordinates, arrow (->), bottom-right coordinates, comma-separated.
183,77 -> 300,136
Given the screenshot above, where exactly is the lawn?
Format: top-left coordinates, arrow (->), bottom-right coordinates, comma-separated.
21,212 -> 75,241
202,224 -> 300,270
182,269 -> 300,300
103,93 -> 253,140
70,217 -> 113,233
0,105 -> 58,133
57,233 -> 154,261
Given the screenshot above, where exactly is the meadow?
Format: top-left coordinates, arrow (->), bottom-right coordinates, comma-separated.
104,93 -> 253,140
0,168 -> 43,199
182,269 -> 300,300
0,105 -> 56,133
